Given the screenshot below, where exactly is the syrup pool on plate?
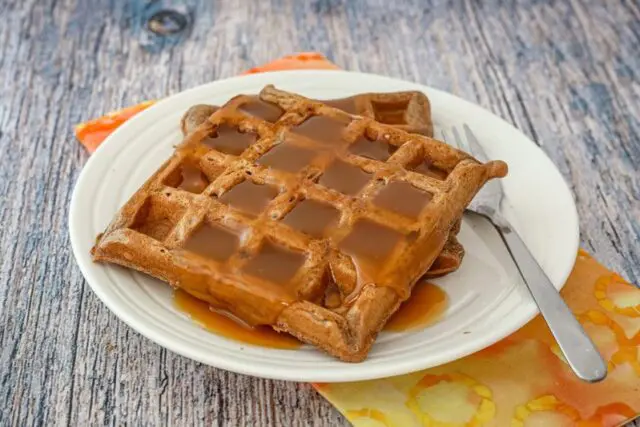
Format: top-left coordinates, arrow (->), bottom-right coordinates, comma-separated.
174,281 -> 448,349
173,289 -> 301,350
384,281 -> 448,332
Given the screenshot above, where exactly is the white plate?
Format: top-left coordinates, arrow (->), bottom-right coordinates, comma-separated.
69,70 -> 579,382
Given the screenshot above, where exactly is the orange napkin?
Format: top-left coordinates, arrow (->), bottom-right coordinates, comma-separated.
75,53 -> 640,427
74,53 -> 338,153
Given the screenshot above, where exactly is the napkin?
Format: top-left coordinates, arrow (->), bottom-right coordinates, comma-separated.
74,53 -> 338,152
75,53 -> 640,427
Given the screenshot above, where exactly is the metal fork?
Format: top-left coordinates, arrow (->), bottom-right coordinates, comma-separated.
444,124 -> 607,383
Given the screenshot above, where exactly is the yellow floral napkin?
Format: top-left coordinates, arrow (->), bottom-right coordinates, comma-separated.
75,54 -> 640,427
313,250 -> 640,426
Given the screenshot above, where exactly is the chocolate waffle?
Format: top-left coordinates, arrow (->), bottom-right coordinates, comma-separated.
92,85 -> 507,361
181,90 -> 463,279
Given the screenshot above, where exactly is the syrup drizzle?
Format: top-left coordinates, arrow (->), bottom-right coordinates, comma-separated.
385,281 -> 448,331
174,281 -> 448,348
174,289 -> 301,349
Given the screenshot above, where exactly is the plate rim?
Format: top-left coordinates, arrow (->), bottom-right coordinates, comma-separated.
69,69 -> 580,382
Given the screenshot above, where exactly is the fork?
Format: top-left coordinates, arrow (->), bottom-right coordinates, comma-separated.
444,124 -> 607,383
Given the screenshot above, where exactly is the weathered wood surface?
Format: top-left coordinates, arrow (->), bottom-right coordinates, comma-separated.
0,0 -> 638,425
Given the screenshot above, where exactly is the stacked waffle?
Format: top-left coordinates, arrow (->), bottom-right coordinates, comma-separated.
92,85 -> 507,361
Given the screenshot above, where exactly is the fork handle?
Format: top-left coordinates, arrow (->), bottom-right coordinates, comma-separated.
496,220 -> 607,382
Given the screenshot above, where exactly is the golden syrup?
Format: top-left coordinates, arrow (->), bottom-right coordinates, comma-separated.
385,281 -> 448,332
174,289 -> 301,349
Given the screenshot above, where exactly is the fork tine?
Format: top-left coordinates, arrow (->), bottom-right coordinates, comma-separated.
440,129 -> 452,146
463,124 -> 490,163
451,126 -> 469,153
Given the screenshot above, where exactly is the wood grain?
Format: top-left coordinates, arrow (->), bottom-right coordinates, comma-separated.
0,0 -> 638,425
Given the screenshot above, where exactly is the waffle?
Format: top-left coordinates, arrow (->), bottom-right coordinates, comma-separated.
92,85 -> 508,361
180,90 -> 463,279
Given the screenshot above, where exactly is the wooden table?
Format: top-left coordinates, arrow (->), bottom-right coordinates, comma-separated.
1,0 -> 638,425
